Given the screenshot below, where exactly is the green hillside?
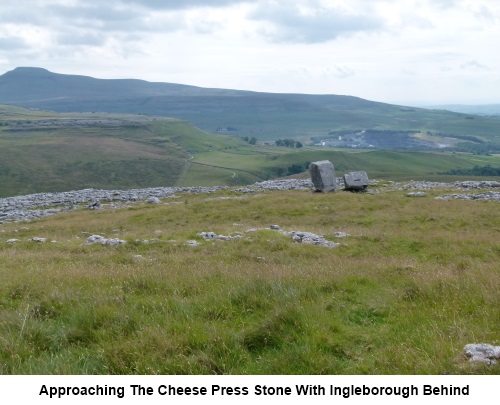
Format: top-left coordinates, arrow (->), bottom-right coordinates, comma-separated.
0,106 -> 244,197
1,105 -> 499,197
1,68 -> 500,145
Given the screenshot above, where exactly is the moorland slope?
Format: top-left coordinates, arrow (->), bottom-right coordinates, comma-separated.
2,67 -> 500,144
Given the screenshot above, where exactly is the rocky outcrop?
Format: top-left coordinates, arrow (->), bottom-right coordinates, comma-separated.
436,191 -> 500,202
0,185 -> 227,224
2,179 -> 500,225
392,180 -> 500,191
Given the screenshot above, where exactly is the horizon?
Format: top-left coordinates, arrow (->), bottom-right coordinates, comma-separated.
1,1 -> 499,106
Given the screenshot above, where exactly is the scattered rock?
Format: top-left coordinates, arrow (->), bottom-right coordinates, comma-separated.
344,171 -> 369,191
253,179 -> 313,191
406,192 -> 427,197
334,232 -> 350,238
463,343 -> 500,365
87,201 -> 101,210
309,160 -> 336,192
277,230 -> 340,248
436,192 -> 500,202
187,240 -> 201,247
146,197 -> 161,204
85,235 -> 126,245
199,232 -> 217,241
199,231 -> 241,241
31,237 -> 47,242
6,239 -> 19,243
270,224 -> 280,230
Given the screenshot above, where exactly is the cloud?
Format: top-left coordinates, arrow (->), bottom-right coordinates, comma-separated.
432,0 -> 461,9
0,36 -> 30,51
460,60 -> 489,71
118,0 -> 248,10
324,65 -> 355,79
45,3 -> 153,31
250,2 -> 384,43
55,31 -> 107,47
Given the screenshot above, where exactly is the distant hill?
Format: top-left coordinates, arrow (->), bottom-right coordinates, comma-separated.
427,104 -> 500,116
2,67 -> 500,145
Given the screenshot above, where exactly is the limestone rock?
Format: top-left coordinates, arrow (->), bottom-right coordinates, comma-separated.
463,343 -> 500,365
334,232 -> 349,238
343,171 -> 369,191
31,237 -> 47,242
406,192 -> 426,197
146,197 -> 161,204
309,160 -> 336,192
87,201 -> 101,209
199,231 -> 217,240
85,234 -> 126,246
277,230 -> 340,248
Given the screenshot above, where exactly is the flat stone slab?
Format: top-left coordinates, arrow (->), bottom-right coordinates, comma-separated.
344,171 -> 369,190
309,160 -> 336,192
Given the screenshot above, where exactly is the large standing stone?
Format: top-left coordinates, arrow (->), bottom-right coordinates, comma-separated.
309,160 -> 336,192
343,171 -> 369,190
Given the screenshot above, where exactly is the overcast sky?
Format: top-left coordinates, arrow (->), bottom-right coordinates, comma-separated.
1,0 -> 499,105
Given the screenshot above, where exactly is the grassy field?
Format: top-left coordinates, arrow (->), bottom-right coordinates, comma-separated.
0,185 -> 499,374
187,148 -> 500,185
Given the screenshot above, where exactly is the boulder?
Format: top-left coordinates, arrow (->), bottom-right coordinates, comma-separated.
343,171 -> 369,190
309,160 -> 336,192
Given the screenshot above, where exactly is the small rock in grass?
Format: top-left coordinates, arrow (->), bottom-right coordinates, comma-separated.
334,232 -> 350,238
463,343 -> 500,365
147,197 -> 161,204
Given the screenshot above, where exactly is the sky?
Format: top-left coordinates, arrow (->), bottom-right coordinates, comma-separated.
1,0 -> 499,105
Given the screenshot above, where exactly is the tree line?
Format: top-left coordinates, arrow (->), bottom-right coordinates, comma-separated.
275,138 -> 303,148
441,164 -> 500,176
241,137 -> 303,148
